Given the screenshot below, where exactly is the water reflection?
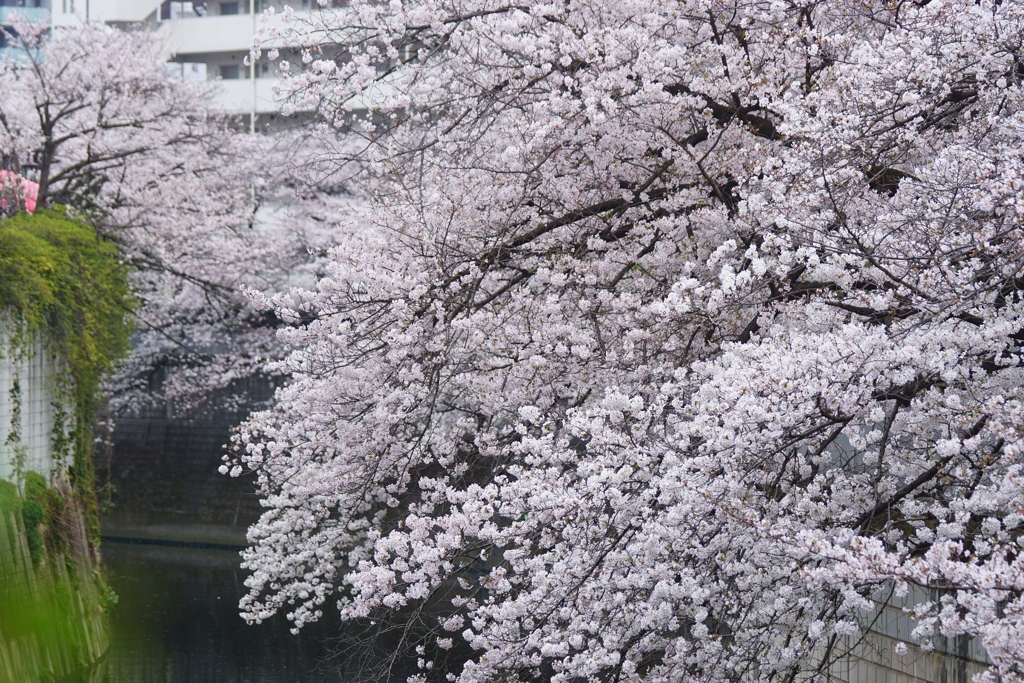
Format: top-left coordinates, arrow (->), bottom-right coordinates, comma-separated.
102,541 -> 347,683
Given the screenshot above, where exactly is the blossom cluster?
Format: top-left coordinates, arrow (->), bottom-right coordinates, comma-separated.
237,1 -> 1024,681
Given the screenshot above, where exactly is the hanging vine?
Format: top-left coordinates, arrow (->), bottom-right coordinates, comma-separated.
0,209 -> 134,548
4,379 -> 26,492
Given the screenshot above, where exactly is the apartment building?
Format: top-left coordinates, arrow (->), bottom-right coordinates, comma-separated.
1,0 -> 297,127
158,0 -> 282,126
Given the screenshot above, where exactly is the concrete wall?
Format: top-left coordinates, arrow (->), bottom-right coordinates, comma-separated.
823,585 -> 991,683
0,501 -> 109,682
101,379 -> 275,546
0,329 -> 66,485
1,326 -> 108,682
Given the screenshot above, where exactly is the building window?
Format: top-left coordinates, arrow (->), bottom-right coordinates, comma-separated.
166,62 -> 208,82
219,64 -> 240,80
0,27 -> 18,47
219,1 -> 238,14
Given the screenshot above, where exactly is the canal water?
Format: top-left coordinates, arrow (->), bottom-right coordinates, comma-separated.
98,393 -> 417,682
101,541 -> 353,683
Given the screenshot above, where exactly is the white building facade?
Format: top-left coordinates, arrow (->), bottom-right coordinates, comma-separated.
156,0 -> 277,124
2,0 -> 299,124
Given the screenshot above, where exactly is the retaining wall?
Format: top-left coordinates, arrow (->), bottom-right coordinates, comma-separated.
101,379 -> 275,546
0,507 -> 109,683
0,333 -> 64,486
1,332 -> 109,682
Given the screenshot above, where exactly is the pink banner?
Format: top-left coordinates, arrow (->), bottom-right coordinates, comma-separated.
0,170 -> 39,214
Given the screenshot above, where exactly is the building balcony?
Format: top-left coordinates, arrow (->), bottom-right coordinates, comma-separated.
47,0 -> 163,26
157,6 -> 347,55
158,13 -> 257,54
90,0 -> 163,22
209,76 -> 281,115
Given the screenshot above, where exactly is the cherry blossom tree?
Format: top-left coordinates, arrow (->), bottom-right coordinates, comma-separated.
0,21 -> 343,412
235,1 -> 1024,682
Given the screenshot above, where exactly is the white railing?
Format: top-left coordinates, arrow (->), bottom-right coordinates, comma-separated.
209,76 -> 280,115
158,12 -> 256,53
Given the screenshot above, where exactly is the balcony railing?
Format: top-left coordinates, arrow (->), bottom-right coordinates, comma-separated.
158,0 -> 342,19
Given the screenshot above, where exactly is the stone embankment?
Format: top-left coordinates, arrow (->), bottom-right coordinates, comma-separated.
1,485 -> 109,683
100,380 -> 274,550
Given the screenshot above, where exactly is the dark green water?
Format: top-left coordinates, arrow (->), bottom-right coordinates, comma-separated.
101,541 -> 351,683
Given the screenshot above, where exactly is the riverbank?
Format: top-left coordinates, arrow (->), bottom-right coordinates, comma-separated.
0,495 -> 109,683
100,523 -> 247,549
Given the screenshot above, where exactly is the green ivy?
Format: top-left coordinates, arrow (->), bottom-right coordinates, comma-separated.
23,471 -> 66,566
0,478 -> 20,519
0,210 -> 134,548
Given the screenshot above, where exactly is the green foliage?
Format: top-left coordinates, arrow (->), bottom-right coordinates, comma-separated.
0,210 -> 134,548
5,379 -> 27,490
22,471 -> 66,566
97,573 -> 119,610
0,477 -> 20,518
0,561 -> 99,681
0,211 -> 124,676
0,474 -> 111,679
22,497 -> 45,562
0,209 -> 134,405
0,475 -> 109,681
